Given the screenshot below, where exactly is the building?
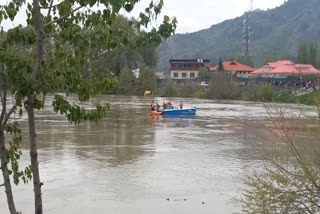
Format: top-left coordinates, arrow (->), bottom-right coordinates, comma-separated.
169,59 -> 210,81
132,68 -> 140,78
251,60 -> 320,78
209,61 -> 255,78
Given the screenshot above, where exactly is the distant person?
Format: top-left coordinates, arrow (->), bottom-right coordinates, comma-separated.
179,101 -> 183,109
150,100 -> 155,111
163,100 -> 167,110
156,103 -> 160,112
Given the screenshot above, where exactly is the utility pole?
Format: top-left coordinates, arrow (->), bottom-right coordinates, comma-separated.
242,0 -> 254,65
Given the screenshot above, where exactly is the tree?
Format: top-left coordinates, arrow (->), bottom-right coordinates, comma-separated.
117,66 -> 137,95
217,57 -> 224,71
0,27 -> 34,214
161,78 -> 178,97
198,67 -> 211,82
137,66 -> 157,95
309,42 -> 318,67
0,67 -> 18,214
208,72 -> 235,99
139,40 -> 159,69
89,16 -> 161,77
0,1 -> 177,214
298,42 -> 309,64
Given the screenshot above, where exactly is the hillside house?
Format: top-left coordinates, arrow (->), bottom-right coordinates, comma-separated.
169,59 -> 210,83
209,61 -> 255,78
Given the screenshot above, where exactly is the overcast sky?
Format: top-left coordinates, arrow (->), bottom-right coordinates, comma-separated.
1,0 -> 287,33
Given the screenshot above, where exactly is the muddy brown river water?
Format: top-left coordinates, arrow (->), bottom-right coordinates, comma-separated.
1,95 -> 320,214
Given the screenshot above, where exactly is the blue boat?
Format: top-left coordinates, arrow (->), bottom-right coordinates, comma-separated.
161,107 -> 196,116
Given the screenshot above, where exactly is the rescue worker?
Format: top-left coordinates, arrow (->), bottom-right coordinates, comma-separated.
150,100 -> 156,111
163,100 -> 167,110
179,101 -> 183,109
156,103 -> 160,112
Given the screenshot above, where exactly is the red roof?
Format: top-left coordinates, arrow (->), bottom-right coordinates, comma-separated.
251,60 -> 320,76
210,61 -> 255,72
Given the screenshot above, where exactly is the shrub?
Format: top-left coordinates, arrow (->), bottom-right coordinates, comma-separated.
193,89 -> 208,99
256,85 -> 274,101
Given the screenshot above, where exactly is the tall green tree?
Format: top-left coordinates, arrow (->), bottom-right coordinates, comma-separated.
87,16 -> 160,77
198,67 -> 211,82
208,72 -> 235,99
0,1 -> 177,214
309,42 -> 318,67
161,78 -> 178,97
217,57 -> 224,71
298,42 -> 309,64
138,66 -> 157,95
117,66 -> 137,95
0,27 -> 34,214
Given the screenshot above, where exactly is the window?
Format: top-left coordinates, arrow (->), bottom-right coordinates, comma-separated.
264,67 -> 272,72
173,73 -> 179,78
182,73 -> 187,78
190,73 -> 195,78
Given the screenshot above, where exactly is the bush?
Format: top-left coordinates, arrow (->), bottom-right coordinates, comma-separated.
208,72 -> 236,99
256,85 -> 274,102
273,90 -> 296,103
178,86 -> 195,98
240,87 -> 257,101
160,79 -> 179,97
193,89 -> 208,99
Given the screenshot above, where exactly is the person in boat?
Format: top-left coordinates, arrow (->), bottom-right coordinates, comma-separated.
179,101 -> 183,109
163,100 -> 167,110
150,100 -> 156,111
156,103 -> 160,112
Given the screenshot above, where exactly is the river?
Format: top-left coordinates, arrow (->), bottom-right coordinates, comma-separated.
1,95 -> 320,214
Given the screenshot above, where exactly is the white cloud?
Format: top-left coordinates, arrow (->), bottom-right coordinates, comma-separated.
1,0 -> 286,33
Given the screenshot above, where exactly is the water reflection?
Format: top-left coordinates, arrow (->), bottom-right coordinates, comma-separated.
150,115 -> 197,128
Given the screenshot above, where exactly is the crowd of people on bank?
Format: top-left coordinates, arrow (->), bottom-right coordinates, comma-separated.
150,100 -> 183,112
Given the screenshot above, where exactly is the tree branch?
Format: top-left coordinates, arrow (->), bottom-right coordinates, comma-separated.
0,87 -> 7,126
46,0 -> 56,17
0,183 -> 4,187
1,103 -> 18,130
40,2 -> 61,10
44,5 -> 84,27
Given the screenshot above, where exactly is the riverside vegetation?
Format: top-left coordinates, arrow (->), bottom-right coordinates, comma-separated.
242,106 -> 320,213
117,66 -> 320,107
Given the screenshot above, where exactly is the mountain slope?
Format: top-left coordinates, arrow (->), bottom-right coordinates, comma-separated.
157,0 -> 320,72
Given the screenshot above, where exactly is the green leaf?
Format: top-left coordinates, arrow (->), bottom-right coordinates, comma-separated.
163,15 -> 170,23
124,4 -> 133,12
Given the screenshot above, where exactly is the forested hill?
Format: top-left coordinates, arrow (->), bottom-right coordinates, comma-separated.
156,0 -> 320,72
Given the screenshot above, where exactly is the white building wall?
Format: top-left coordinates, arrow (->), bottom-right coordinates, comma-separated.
170,70 -> 199,79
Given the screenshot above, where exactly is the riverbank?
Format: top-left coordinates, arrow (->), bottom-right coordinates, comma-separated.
153,83 -> 320,107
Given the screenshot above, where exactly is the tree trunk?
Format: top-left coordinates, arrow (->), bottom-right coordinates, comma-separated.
29,0 -> 45,214
27,97 -> 43,214
0,130 -> 18,214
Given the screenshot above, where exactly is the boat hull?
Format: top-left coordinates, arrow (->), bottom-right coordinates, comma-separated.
148,111 -> 162,116
161,108 -> 196,116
